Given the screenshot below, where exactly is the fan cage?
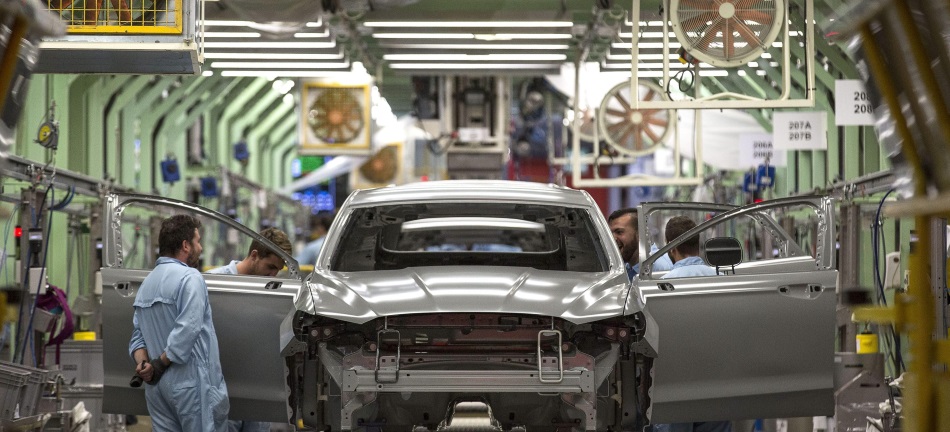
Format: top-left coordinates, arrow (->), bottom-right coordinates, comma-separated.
670,0 -> 786,68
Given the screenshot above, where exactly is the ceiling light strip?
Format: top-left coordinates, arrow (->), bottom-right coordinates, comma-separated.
383,53 -> 566,61
378,43 -> 569,50
364,21 -> 572,28
220,70 -> 356,78
389,63 -> 560,69
203,41 -> 336,49
200,32 -> 261,38
203,52 -> 345,60
210,62 -> 350,69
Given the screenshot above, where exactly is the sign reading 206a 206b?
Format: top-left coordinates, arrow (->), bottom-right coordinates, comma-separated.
772,111 -> 827,151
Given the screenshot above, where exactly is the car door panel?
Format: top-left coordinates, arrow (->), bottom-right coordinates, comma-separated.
636,197 -> 836,423
100,193 -> 304,423
640,269 -> 836,422
102,268 -> 299,422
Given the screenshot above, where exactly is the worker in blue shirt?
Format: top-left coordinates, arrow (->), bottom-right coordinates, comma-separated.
295,212 -> 334,267
654,216 -> 730,432
130,215 -> 229,432
607,208 -> 673,279
206,227 -> 293,432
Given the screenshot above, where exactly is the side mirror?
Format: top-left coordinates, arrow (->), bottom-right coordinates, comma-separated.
704,237 -> 742,273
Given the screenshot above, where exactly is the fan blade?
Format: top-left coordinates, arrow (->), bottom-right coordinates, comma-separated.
696,18 -> 723,51
735,0 -> 764,9
110,0 -> 132,23
607,121 -> 629,134
643,88 -> 656,102
84,0 -> 102,25
681,11 -> 718,33
632,124 -> 644,150
49,0 -> 76,10
646,116 -> 669,128
618,125 -> 636,148
733,18 -> 763,47
723,19 -> 734,59
644,125 -> 661,144
678,0 -> 719,12
735,9 -> 773,25
612,92 -> 632,112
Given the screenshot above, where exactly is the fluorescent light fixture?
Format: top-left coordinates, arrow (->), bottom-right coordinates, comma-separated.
606,53 -> 670,60
220,70 -> 357,78
383,53 -> 566,61
474,33 -> 572,40
618,31 -> 676,38
624,19 -> 658,26
379,43 -> 569,50
402,217 -> 545,232
389,63 -> 559,69
305,19 -> 323,27
200,31 -> 261,38
210,61 -> 349,69
201,70 -> 214,77
203,41 -> 335,49
612,41 -> 680,49
293,30 -> 331,38
373,33 -> 476,39
203,52 -> 345,60
199,20 -> 254,26
364,21 -> 572,28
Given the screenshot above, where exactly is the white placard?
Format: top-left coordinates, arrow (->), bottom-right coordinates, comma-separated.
773,111 -> 827,150
738,133 -> 786,168
835,80 -> 875,126
653,147 -> 676,175
457,127 -> 490,143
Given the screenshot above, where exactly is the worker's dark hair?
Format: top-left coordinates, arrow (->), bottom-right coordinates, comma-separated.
158,215 -> 202,257
607,208 -> 638,225
665,216 -> 700,256
249,227 -> 293,258
311,212 -> 335,232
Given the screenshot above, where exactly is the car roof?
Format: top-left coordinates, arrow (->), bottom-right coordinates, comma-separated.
343,180 -> 596,209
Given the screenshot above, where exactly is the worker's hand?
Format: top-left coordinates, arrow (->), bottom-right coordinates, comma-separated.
147,358 -> 168,384
136,360 -> 154,384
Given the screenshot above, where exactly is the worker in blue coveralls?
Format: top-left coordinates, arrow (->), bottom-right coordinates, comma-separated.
206,226 -> 293,432
654,215 -> 732,432
295,212 -> 334,267
130,214 -> 229,432
607,208 -> 673,279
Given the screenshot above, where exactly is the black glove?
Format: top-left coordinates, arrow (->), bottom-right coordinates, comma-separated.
147,359 -> 168,385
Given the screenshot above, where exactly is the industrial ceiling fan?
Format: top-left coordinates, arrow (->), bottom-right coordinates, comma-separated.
596,79 -> 674,157
670,0 -> 785,68
47,0 -> 170,26
308,87 -> 366,145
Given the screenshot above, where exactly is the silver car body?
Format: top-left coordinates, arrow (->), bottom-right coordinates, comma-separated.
100,182 -> 836,430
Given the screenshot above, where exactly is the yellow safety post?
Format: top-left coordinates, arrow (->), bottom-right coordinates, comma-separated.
857,1 -> 944,426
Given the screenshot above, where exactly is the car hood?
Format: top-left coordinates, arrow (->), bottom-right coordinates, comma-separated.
294,266 -> 636,325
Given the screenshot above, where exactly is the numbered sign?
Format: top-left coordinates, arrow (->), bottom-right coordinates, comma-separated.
739,133 -> 786,168
835,80 -> 876,126
773,111 -> 827,150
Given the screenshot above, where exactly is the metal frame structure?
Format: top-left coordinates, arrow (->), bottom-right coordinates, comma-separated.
568,58 -> 705,188
102,193 -> 302,280
628,0 -> 816,110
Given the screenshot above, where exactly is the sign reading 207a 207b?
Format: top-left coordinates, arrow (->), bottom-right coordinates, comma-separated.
772,111 -> 828,151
